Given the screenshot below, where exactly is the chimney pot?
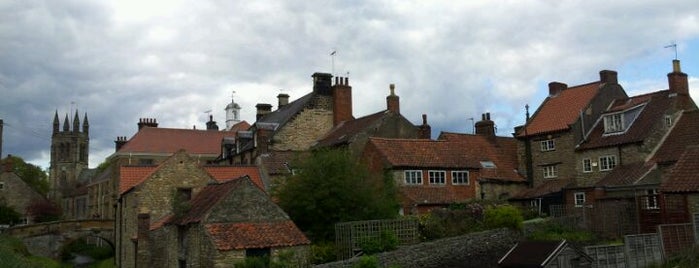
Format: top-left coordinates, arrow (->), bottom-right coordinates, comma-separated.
387,84 -> 400,114
422,114 -> 427,125
548,82 -> 567,96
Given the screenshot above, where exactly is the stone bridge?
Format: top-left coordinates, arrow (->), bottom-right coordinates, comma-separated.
2,219 -> 114,259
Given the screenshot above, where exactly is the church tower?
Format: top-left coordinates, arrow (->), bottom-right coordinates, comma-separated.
49,110 -> 89,203
225,92 -> 242,130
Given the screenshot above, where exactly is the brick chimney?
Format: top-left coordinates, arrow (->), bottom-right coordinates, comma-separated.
115,136 -> 128,151
332,76 -> 353,126
137,118 -> 158,130
206,115 -> 219,131
312,72 -> 333,95
668,59 -> 689,96
475,113 -> 496,137
548,82 -> 567,96
418,114 -> 431,139
278,93 -> 290,108
255,103 -> 273,121
599,70 -> 618,85
255,128 -> 270,154
387,84 -> 400,114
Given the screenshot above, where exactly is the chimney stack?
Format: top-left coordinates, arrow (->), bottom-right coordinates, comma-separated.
548,82 -> 567,96
115,136 -> 128,151
332,76 -> 353,126
278,93 -> 290,108
206,115 -> 219,131
668,59 -> 689,96
599,70 -> 618,85
137,118 -> 158,130
255,103 -> 273,121
312,72 -> 333,95
418,114 -> 431,139
475,112 -> 496,137
387,84 -> 400,114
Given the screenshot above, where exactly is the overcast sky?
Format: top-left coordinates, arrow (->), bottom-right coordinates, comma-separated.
1,0 -> 699,169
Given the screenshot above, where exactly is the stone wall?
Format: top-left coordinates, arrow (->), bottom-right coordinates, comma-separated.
272,107 -> 334,151
315,228 -> 521,268
519,132 -> 577,187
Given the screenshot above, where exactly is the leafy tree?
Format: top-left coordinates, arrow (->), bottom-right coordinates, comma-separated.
4,155 -> 49,196
0,204 -> 21,225
483,204 -> 523,230
275,149 -> 399,242
26,199 -> 61,223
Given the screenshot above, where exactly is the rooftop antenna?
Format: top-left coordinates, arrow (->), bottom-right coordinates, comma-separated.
467,117 -> 475,134
664,42 -> 678,60
330,49 -> 337,75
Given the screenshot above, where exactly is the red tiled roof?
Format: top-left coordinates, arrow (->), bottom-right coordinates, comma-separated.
400,186 -> 468,204
119,164 -> 263,195
660,146 -> 699,192
119,166 -> 158,194
511,179 -> 572,199
594,162 -> 655,187
204,166 -> 264,190
438,133 -> 524,182
205,221 -> 310,250
117,127 -> 235,155
651,110 -> 699,164
369,138 -> 480,169
519,82 -> 601,137
229,121 -> 251,132
578,90 -> 674,150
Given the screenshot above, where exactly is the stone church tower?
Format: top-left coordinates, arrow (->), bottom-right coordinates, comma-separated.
49,110 -> 89,203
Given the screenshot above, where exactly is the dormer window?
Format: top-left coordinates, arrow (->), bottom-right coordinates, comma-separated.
603,113 -> 624,133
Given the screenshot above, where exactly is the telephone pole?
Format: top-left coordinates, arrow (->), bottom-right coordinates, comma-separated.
0,119 -> 4,159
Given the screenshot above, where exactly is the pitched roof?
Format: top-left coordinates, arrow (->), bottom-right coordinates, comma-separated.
594,162 -> 655,187
203,166 -> 264,190
519,82 -> 601,137
170,178 -> 248,225
578,90 -> 674,150
660,146 -> 699,192
116,127 -> 235,155
510,179 -> 571,199
315,111 -> 386,147
256,93 -> 314,130
258,150 -> 306,175
119,164 -> 263,195
205,221 -> 310,250
228,121 -> 251,132
438,132 -> 523,182
498,240 -> 588,268
651,110 -> 699,165
368,138 -> 481,169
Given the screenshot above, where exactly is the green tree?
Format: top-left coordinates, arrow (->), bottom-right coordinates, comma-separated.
275,149 -> 399,242
4,155 -> 49,196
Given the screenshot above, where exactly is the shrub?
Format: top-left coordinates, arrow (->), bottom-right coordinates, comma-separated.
526,222 -> 595,242
483,205 -> 523,230
310,242 -> 337,264
353,255 -> 379,268
359,230 -> 398,255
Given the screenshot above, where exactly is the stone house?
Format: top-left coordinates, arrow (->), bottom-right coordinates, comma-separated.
148,177 -> 310,267
0,158 -> 48,225
88,116 -> 249,221
362,114 -> 526,215
115,150 -> 265,267
511,69 -> 628,213
659,146 -> 699,224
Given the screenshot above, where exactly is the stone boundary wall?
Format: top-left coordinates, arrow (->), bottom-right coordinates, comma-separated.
315,228 -> 521,268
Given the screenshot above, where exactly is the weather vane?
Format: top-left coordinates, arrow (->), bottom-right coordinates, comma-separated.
664,42 -> 677,60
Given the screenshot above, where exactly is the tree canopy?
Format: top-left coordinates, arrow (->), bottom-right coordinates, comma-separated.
3,155 -> 49,196
275,149 -> 399,242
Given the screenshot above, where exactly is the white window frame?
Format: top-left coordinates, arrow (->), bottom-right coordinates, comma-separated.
582,158 -> 592,173
604,113 -> 624,133
646,189 -> 659,209
574,192 -> 586,207
540,139 -> 555,152
404,170 -> 422,185
599,155 -> 617,171
428,170 -> 446,185
543,165 -> 557,179
665,115 -> 673,128
451,171 -> 469,185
